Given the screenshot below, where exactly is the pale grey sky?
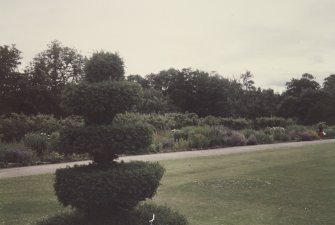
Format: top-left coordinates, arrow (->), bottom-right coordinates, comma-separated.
1,0 -> 335,91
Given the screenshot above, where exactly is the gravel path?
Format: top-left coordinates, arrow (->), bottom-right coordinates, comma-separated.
1,139 -> 334,179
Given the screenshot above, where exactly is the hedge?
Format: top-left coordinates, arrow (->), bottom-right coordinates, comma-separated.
54,162 -> 165,213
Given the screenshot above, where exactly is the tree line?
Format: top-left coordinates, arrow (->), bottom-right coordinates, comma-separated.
1,40 -> 334,125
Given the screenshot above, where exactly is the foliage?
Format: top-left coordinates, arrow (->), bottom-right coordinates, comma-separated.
34,203 -> 188,225
226,131 -> 247,146
253,131 -> 273,144
253,117 -> 295,129
26,40 -> 85,89
113,112 -> 198,131
61,81 -> 143,125
138,88 -> 175,113
0,113 -> 31,142
247,134 -> 258,145
0,44 -> 22,115
21,41 -> 85,116
84,51 -> 125,82
29,114 -> 61,134
297,130 -> 319,141
24,132 -> 50,156
240,70 -> 255,91
3,147 -> 34,164
54,162 -> 165,213
57,123 -> 153,163
200,116 -> 252,130
60,116 -> 84,128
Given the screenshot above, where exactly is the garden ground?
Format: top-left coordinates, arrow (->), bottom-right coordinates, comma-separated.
1,139 -> 334,179
0,141 -> 335,225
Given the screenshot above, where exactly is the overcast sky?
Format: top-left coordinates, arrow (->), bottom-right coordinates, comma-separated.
1,0 -> 335,92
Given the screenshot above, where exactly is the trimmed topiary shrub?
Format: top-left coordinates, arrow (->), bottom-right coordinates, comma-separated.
57,123 -> 153,163
41,65 -> 188,224
55,162 -> 165,213
61,81 -> 143,125
34,203 -> 188,225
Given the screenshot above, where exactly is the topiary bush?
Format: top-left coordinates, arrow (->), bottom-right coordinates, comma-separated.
57,123 -> 153,163
43,62 -> 188,225
61,81 -> 143,125
34,203 -> 188,225
55,162 -> 165,213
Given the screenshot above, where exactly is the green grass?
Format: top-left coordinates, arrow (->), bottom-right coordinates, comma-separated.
1,143 -> 335,225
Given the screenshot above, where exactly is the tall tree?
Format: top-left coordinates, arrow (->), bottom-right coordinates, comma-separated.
84,51 -> 124,82
279,73 -> 323,124
27,40 -> 85,91
0,45 -> 23,114
23,40 -> 85,116
240,71 -> 256,91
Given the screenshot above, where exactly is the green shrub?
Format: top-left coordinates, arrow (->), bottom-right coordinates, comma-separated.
34,203 -> 188,225
0,113 -> 31,142
254,117 -> 295,129
60,115 -> 84,128
57,122 -> 153,163
169,113 -> 199,129
286,125 -> 309,141
266,127 -> 290,142
242,129 -> 257,138
254,131 -> 274,144
61,81 -> 143,125
24,132 -> 49,156
29,114 -> 61,134
173,128 -> 189,141
39,151 -> 64,164
220,118 -> 252,130
247,134 -> 258,145
324,126 -> 335,139
3,147 -> 33,164
199,115 -> 221,126
297,130 -> 319,141
173,138 -> 189,151
48,132 -> 60,152
54,162 -> 165,213
226,131 -> 247,146
200,116 -> 251,130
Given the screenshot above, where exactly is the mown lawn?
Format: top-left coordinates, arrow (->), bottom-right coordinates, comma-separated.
1,143 -> 335,225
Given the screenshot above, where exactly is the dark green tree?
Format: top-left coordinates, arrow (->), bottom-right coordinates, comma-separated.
84,51 -> 124,82
278,73 -> 323,124
27,40 -> 85,91
321,74 -> 335,124
240,70 -> 256,91
0,44 -> 25,114
21,41 -> 85,116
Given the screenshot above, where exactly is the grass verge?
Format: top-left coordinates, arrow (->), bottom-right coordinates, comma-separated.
0,143 -> 335,225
